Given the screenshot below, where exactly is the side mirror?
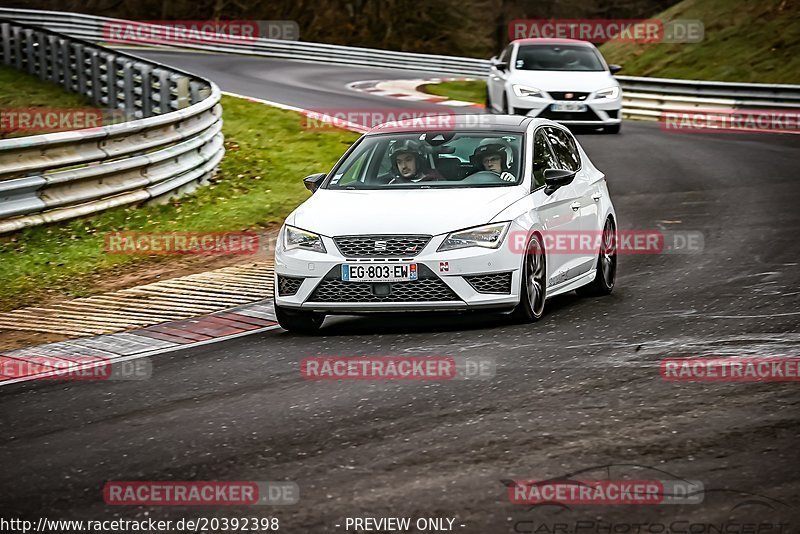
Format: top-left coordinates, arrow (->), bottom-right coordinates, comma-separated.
490,57 -> 508,71
608,64 -> 622,74
303,173 -> 326,193
543,168 -> 576,195
303,172 -> 327,193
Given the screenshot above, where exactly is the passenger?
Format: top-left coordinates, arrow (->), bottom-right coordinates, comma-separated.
470,139 -> 516,182
388,140 -> 444,183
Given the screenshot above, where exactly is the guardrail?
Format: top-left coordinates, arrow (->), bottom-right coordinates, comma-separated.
616,75 -> 800,121
0,16 -> 223,234
0,8 -> 491,77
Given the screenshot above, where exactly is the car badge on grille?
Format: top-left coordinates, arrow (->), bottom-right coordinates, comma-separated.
565,92 -> 574,99
405,245 -> 417,252
374,240 -> 388,251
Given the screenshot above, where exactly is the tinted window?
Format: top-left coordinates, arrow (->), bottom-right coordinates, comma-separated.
515,45 -> 605,71
325,132 -> 524,190
532,130 -> 557,188
545,128 -> 581,172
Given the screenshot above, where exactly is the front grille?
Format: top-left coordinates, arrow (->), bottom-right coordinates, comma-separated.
308,264 -> 460,303
310,279 -> 458,302
334,235 -> 431,258
277,276 -> 304,296
548,91 -> 590,101
537,108 -> 602,122
464,272 -> 513,294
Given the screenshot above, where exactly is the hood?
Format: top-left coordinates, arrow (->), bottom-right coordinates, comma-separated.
510,70 -> 618,94
288,186 -> 526,236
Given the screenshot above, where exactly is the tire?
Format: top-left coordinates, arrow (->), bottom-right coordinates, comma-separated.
485,87 -> 494,114
274,301 -> 325,334
512,233 -> 547,322
604,123 -> 621,134
503,93 -> 513,115
576,217 -> 617,296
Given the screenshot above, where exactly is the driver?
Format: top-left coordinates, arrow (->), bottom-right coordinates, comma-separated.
388,139 -> 444,183
470,139 -> 516,182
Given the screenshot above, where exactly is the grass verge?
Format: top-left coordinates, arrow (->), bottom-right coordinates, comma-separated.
0,94 -> 359,311
599,0 -> 800,83
421,80 -> 486,104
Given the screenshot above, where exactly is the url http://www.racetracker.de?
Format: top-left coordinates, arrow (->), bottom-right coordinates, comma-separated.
0,517 -> 281,533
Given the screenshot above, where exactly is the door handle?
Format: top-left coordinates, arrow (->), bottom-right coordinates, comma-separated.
570,202 -> 581,211
592,192 -> 602,202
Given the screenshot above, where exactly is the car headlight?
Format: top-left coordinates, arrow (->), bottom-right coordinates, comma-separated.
438,222 -> 511,252
284,225 -> 326,253
594,86 -> 620,99
512,84 -> 546,99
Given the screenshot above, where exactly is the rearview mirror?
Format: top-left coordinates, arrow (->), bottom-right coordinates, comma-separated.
608,64 -> 623,74
543,168 -> 576,195
303,173 -> 326,193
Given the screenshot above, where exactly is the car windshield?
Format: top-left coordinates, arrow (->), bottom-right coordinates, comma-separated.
515,44 -> 605,71
324,132 -> 524,189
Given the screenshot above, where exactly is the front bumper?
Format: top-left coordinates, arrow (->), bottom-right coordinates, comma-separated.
508,91 -> 622,126
274,232 -> 522,313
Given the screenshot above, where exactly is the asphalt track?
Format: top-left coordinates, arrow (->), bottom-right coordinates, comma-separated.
1,52 -> 799,532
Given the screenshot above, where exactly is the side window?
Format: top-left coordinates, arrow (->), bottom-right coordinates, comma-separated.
545,127 -> 581,172
498,44 -> 512,63
333,144 -> 373,186
532,130 -> 557,188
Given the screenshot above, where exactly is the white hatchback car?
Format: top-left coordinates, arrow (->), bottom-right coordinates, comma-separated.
487,38 -> 623,133
273,115 -> 617,333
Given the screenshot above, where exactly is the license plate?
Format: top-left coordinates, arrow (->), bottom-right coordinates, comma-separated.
551,102 -> 587,112
342,263 -> 418,282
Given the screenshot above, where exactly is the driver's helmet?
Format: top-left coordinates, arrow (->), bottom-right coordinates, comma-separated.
388,139 -> 428,177
470,138 -> 512,172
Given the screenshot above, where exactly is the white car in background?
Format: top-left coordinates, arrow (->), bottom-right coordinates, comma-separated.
486,38 -> 623,133
273,115 -> 618,334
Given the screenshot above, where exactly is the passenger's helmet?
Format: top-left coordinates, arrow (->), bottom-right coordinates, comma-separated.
388,139 -> 428,177
470,138 -> 513,172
